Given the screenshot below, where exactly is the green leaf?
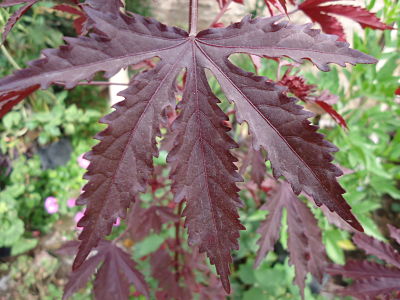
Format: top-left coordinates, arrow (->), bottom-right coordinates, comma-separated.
11,238 -> 38,256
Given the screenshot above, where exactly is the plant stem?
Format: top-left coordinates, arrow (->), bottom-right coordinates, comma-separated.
210,0 -> 232,27
189,0 -> 198,36
1,45 -> 21,70
174,201 -> 183,280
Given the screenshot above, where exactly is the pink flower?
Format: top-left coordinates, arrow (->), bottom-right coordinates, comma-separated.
44,196 -> 59,214
77,154 -> 90,169
114,217 -> 121,227
67,198 -> 76,208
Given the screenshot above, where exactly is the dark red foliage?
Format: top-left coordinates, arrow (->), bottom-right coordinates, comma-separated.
264,0 -> 294,16
0,85 -> 39,118
255,181 -> 327,297
62,240 -> 149,300
299,0 -> 393,41
53,4 -> 86,34
150,240 -> 227,300
151,247 -> 192,300
279,69 -> 347,128
326,225 -> 400,299
128,201 -> 179,242
216,0 -> 243,10
0,0 -> 381,295
1,0 -> 37,42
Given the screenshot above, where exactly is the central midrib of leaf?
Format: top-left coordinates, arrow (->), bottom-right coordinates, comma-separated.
190,42 -> 226,267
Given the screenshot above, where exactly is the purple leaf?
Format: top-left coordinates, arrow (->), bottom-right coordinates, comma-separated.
255,181 -> 287,267
0,0 -> 377,291
388,224 -> 400,245
327,225 -> 400,299
255,181 -> 327,297
150,247 -> 191,300
353,233 -> 400,269
63,252 -> 104,300
2,0 -> 37,42
94,242 -> 150,299
326,260 -> 400,279
128,202 -> 179,242
341,277 -> 400,299
64,240 -> 149,300
168,65 -> 244,293
250,149 -> 266,185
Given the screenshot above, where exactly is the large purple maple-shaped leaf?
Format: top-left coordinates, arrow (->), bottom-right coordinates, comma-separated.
62,240 -> 149,300
255,181 -> 327,297
326,227 -> 400,299
0,0 -> 376,291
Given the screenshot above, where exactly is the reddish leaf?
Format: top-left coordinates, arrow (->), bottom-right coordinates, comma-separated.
327,260 -> 400,280
53,4 -> 86,34
53,4 -> 83,16
53,4 -> 87,35
388,225 -> 400,245
128,202 -> 179,242
317,5 -> 394,31
199,274 -> 226,300
151,248 -> 191,300
315,100 -> 347,129
217,0 -> 243,9
327,261 -> 400,299
1,0 -> 37,42
341,277 -> 400,299
279,70 -> 315,100
255,181 -> 287,267
0,0 -> 34,6
54,240 -> 80,256
250,149 -> 266,185
0,0 -> 376,290
63,253 -> 104,300
353,233 -> 400,269
395,87 -> 400,96
94,242 -> 150,300
0,85 -> 39,118
256,181 -> 327,297
299,0 -> 392,41
264,0 -> 294,15
327,226 -> 400,299
63,240 -> 149,300
74,64 -> 179,270
168,64 -> 244,293
279,71 -> 346,128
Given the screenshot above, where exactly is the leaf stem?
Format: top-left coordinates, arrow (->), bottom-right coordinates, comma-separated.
174,201 -> 183,280
210,0 -> 232,27
189,0 -> 198,36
